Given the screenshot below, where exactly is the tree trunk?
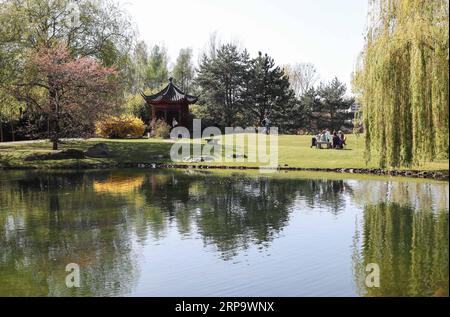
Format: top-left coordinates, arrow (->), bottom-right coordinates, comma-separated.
0,122 -> 3,142
10,121 -> 15,142
48,77 -> 59,151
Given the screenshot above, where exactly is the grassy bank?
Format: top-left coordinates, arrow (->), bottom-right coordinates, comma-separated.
0,134 -> 448,173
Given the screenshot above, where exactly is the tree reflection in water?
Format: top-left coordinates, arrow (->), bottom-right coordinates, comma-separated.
138,171 -> 351,259
0,171 -> 140,296
0,170 -> 447,296
352,201 -> 448,296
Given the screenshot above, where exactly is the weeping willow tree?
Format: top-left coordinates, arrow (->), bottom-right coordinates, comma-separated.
353,0 -> 449,168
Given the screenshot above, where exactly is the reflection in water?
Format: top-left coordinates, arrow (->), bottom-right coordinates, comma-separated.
353,202 -> 449,297
0,170 -> 448,296
93,173 -> 145,194
350,180 -> 449,296
351,180 -> 449,211
0,171 -> 140,296
300,179 -> 351,215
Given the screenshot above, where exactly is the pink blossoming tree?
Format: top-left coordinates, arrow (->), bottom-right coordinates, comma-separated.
15,43 -> 121,150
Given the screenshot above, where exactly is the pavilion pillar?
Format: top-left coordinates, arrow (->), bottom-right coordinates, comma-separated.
150,106 -> 157,134
151,106 -> 155,123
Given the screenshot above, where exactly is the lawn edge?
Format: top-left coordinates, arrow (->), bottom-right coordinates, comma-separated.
0,161 -> 448,181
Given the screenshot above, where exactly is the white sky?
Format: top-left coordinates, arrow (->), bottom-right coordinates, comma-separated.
119,0 -> 369,93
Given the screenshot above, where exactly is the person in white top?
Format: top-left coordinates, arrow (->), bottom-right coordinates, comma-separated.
325,129 -> 332,143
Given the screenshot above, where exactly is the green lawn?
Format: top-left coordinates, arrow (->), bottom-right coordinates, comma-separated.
0,134 -> 448,172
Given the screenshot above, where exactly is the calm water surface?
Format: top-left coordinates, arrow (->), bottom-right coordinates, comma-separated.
0,169 -> 448,296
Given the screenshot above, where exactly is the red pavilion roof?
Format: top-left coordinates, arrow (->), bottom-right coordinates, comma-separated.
141,78 -> 198,105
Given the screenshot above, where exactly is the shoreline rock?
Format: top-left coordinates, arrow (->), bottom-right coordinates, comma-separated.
84,143 -> 113,158
111,164 -> 448,181
2,160 -> 448,181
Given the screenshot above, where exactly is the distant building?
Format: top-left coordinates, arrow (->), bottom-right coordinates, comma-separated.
141,78 -> 198,127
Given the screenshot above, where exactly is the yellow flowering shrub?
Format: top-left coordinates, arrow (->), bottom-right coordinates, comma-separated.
95,115 -> 145,138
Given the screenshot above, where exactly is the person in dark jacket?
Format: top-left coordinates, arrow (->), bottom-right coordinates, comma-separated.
332,132 -> 342,149
311,132 -> 320,148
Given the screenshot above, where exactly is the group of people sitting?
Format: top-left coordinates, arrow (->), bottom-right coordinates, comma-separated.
311,129 -> 346,149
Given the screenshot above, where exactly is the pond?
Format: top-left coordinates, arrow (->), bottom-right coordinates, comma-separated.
0,169 -> 448,297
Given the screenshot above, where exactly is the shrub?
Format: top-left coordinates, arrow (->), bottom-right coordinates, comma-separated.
151,119 -> 171,138
95,115 -> 145,138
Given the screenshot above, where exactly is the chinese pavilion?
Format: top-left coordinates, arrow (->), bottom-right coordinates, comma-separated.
141,78 -> 198,127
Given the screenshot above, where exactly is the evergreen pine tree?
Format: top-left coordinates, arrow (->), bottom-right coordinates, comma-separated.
196,44 -> 250,128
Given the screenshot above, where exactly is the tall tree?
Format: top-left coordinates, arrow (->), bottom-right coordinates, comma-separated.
0,0 -> 134,68
145,45 -> 169,89
196,44 -> 250,127
205,31 -> 221,60
245,52 -> 298,132
0,37 -> 24,141
353,0 -> 449,167
285,63 -> 318,98
308,78 -> 355,132
172,48 -> 195,93
0,0 -> 135,141
298,87 -> 320,132
130,40 -> 150,93
15,44 -> 119,150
